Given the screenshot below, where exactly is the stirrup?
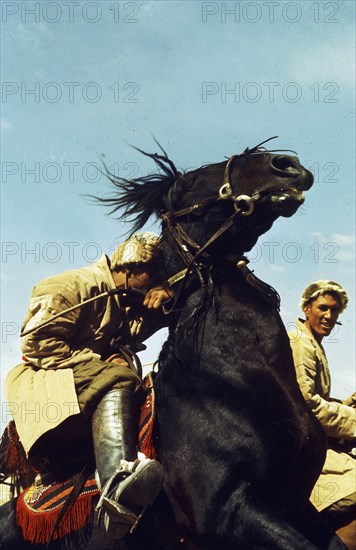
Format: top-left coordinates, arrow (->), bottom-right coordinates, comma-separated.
102,496 -> 146,535
96,470 -> 138,540
96,459 -> 163,540
96,469 -> 130,514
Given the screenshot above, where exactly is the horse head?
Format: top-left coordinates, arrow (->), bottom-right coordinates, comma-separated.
101,138 -> 313,281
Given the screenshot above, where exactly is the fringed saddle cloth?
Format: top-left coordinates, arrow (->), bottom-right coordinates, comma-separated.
16,471 -> 99,545
2,372 -> 158,545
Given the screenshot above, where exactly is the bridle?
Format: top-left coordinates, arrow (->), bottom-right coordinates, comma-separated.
161,156 -> 255,288
218,153 -> 259,216
160,137 -> 292,314
161,138 -> 279,290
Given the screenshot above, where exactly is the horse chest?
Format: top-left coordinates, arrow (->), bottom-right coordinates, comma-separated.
171,288 -> 292,381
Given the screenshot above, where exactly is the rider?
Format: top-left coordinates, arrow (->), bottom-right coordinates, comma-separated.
288,281 -> 356,542
5,232 -> 173,540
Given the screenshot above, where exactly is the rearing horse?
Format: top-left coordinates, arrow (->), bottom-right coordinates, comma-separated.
100,139 -> 344,549
0,140 -> 345,550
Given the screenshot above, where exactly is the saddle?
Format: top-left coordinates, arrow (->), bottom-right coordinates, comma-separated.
1,379 -> 204,549
0,373 -> 157,545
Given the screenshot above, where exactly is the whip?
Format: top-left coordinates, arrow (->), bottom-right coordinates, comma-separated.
20,288 -> 145,337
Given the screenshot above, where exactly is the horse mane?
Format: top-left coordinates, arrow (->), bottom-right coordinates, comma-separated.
95,141 -> 180,233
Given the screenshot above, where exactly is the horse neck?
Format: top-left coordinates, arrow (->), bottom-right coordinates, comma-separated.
213,261 -> 281,314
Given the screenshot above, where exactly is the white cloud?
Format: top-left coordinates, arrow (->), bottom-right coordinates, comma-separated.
311,231 -> 355,246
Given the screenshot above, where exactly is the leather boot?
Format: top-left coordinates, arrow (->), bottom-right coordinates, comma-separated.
92,389 -> 163,540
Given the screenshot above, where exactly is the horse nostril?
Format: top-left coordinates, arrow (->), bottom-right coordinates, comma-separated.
272,156 -> 301,176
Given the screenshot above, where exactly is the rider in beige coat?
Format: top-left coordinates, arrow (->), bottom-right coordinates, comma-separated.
5,232 -> 172,540
288,281 -> 355,539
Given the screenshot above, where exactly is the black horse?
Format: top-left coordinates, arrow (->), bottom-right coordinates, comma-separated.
95,138 -> 345,549
0,139 -> 346,550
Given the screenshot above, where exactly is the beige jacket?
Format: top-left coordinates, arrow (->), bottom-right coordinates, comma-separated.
5,255 -> 162,454
288,319 -> 356,511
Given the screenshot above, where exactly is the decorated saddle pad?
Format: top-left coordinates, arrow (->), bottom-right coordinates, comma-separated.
138,372 -> 157,459
16,472 -> 99,544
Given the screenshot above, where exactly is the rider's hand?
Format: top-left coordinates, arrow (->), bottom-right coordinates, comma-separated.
143,286 -> 173,310
343,392 -> 356,408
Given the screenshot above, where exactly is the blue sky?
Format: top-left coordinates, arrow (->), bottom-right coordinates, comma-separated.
1,0 -> 355,430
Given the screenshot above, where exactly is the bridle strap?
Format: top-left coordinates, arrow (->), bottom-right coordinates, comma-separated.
161,136 -> 284,310
163,208 -> 240,300
166,268 -> 188,287
160,154 -> 260,309
163,154 -> 255,222
186,210 -> 239,265
161,154 -> 257,280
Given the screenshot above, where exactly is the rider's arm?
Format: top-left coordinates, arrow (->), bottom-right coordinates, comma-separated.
289,334 -> 356,439
20,281 -> 86,369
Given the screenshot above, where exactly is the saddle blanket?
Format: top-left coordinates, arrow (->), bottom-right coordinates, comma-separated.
16,472 -> 99,544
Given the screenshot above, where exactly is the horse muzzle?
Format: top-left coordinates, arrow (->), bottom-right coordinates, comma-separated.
271,155 -> 314,191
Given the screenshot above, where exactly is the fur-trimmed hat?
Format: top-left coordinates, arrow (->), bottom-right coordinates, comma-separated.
110,232 -> 162,270
300,280 -> 349,313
